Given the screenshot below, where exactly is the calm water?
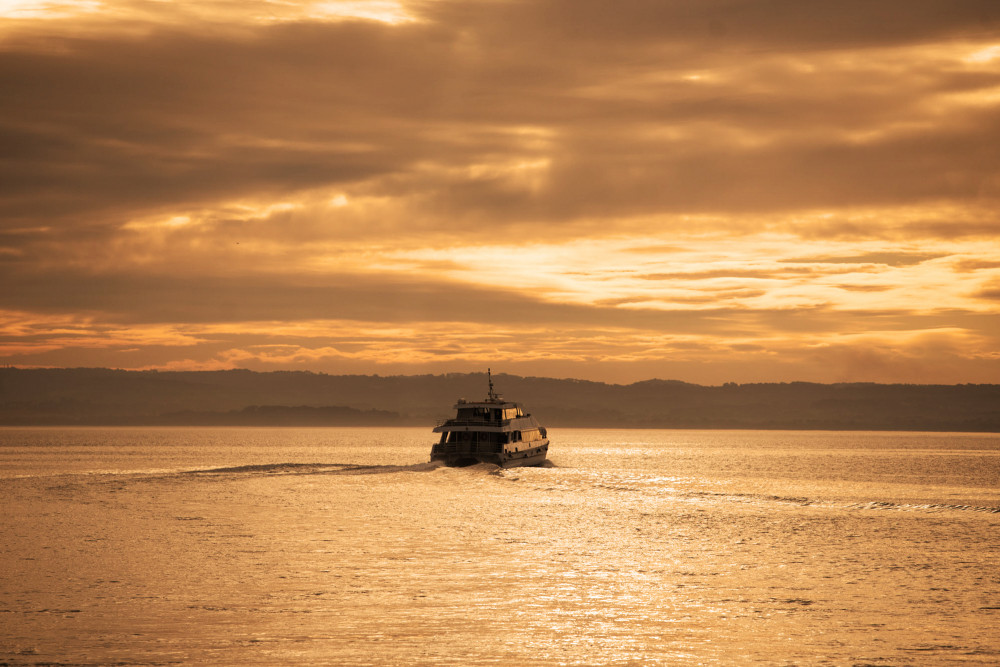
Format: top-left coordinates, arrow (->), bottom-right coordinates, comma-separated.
2,427 -> 999,665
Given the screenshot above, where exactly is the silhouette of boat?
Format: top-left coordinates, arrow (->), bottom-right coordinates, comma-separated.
430,370 -> 549,467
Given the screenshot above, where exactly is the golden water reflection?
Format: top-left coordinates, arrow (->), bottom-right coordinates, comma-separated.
1,428 -> 998,664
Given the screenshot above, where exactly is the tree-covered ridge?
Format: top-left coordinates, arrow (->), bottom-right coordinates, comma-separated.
1,368 -> 998,431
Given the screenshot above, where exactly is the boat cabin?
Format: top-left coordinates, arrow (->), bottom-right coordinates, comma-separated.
454,399 -> 525,424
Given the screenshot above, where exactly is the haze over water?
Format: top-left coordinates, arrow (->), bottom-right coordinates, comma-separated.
2,427 -> 998,665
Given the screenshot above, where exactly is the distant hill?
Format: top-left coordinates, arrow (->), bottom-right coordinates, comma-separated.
1,367 -> 998,431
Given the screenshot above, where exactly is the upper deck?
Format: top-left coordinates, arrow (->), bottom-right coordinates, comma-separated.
433,368 -> 542,432
453,398 -> 524,421
434,398 -> 530,430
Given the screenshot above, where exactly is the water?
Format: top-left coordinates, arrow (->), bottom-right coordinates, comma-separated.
2,427 -> 999,665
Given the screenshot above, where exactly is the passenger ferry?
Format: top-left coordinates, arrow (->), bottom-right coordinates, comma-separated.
430,370 -> 549,467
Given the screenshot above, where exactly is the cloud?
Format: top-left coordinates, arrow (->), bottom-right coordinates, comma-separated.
2,2 -> 999,237
781,251 -> 947,267
419,1 -> 1000,55
953,259 -> 1000,272
0,0 -> 998,382
974,280 -> 1000,301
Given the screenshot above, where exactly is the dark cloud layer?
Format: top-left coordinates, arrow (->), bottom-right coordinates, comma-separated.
432,0 -> 1000,50
3,0 -> 999,235
0,265 -> 768,333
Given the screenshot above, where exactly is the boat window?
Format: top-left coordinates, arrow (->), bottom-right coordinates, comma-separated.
447,431 -> 505,445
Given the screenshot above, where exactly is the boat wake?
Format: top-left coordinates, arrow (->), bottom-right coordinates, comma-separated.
185,461 -> 447,476
495,468 -> 1000,515
844,500 -> 1000,514
684,491 -> 1000,514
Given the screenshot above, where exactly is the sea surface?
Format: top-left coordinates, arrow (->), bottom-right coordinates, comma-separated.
2,427 -> 999,665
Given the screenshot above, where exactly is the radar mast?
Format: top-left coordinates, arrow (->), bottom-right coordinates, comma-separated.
487,368 -> 498,401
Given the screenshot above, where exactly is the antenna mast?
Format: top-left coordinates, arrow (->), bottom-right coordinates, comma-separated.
487,367 -> 497,401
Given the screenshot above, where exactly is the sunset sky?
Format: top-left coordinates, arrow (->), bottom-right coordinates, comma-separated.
1,0 -> 999,384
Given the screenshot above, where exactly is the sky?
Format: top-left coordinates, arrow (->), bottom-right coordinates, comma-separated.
1,0 -> 999,385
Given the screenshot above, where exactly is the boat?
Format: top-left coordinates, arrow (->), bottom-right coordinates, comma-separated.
430,370 -> 550,467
